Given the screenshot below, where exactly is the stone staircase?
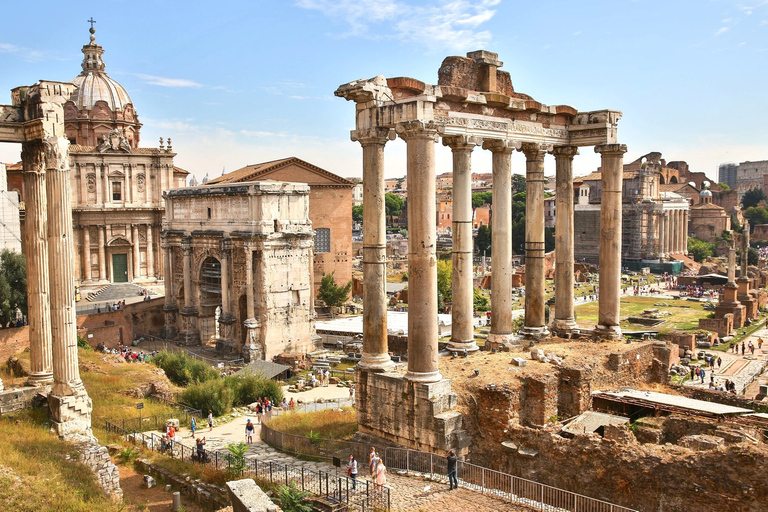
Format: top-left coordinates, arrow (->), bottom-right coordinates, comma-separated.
87,283 -> 157,302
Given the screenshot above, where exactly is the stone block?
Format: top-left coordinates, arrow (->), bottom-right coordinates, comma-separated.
144,475 -> 156,489
512,357 -> 527,367
531,348 -> 544,361
679,434 -> 724,451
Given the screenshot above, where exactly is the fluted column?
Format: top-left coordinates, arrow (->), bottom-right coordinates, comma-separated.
82,227 -> 92,281
44,135 -> 93,435
483,139 -> 520,346
657,212 -> 665,258
98,226 -> 107,281
243,244 -> 260,361
397,121 -> 441,383
594,143 -> 627,340
443,135 -> 479,353
146,224 -> 155,278
679,210 -> 686,253
21,140 -> 53,386
552,146 -> 579,335
666,212 -> 673,256
353,128 -> 395,371
161,235 -> 178,339
218,238 -> 236,341
132,224 -> 141,280
683,209 -> 689,254
182,237 -> 194,311
521,143 -> 550,339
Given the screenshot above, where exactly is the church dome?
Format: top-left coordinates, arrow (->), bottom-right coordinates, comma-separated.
700,189 -> 713,197
70,27 -> 134,112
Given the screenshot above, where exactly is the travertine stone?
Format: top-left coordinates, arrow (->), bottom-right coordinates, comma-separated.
82,226 -> 92,281
520,143 -> 550,339
658,212 -> 667,258
227,479 -> 279,512
443,135 -> 479,353
552,146 -> 579,335
146,224 -> 154,277
132,224 -> 141,279
594,143 -> 627,340
22,140 -> 53,386
98,225 -> 107,280
398,121 -> 441,383
483,139 -> 520,345
354,128 -> 395,371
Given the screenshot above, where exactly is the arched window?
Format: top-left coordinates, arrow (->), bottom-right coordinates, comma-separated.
315,228 -> 330,253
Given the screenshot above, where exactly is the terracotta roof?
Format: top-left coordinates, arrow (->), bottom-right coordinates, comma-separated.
4,162 -> 21,171
576,171 -> 639,182
691,203 -> 725,211
173,166 -> 189,175
206,157 -> 353,186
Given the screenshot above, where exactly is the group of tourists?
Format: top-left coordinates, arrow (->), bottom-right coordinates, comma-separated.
96,300 -> 126,313
309,368 -> 331,387
730,340 -> 759,355
249,397 -> 274,424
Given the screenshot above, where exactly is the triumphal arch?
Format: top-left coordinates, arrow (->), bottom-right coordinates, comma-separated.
336,51 -> 624,452
0,82 -> 92,435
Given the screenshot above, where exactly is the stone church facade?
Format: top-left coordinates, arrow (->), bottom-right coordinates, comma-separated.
7,28 -> 187,288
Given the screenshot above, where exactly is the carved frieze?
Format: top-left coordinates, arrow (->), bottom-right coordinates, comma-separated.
137,173 -> 146,193
86,172 -> 96,193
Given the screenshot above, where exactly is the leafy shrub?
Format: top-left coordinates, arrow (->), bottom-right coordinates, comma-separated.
151,350 -> 218,386
180,379 -> 233,416
77,335 -> 91,351
225,374 -> 283,406
275,482 -> 312,512
224,441 -> 248,477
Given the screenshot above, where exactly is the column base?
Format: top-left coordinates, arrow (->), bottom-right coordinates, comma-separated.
486,333 -> 521,351
594,325 -> 622,341
551,319 -> 580,338
48,389 -> 93,438
27,371 -> 54,386
446,339 -> 480,354
403,369 -> 443,383
242,344 -> 263,363
357,352 -> 396,371
520,326 -> 550,340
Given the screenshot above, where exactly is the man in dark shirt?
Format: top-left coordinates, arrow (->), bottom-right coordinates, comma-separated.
446,449 -> 458,490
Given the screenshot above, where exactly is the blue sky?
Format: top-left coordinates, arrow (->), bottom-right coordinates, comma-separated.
1,0 -> 767,183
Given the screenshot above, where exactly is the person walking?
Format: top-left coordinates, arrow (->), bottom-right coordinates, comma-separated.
759,337 -> 764,350
190,417 -> 197,438
208,410 -> 214,432
347,454 -> 358,490
369,448 -> 379,476
245,419 -> 255,444
742,342 -> 746,356
446,449 -> 458,490
700,368 -> 705,384
374,459 -> 387,489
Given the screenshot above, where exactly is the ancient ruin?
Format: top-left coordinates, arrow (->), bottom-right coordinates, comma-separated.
0,81 -> 92,435
162,181 -> 317,361
336,50 -> 625,452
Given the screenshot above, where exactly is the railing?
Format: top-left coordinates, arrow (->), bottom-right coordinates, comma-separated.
146,395 -> 203,419
110,412 -> 200,434
137,337 -> 244,368
104,420 -> 389,511
384,448 -> 638,512
261,422 -> 370,464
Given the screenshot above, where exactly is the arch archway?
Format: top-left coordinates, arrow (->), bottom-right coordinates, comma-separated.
198,257 -> 221,344
669,176 -> 678,184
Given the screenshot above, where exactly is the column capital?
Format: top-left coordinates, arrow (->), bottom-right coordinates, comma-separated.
552,146 -> 579,158
351,128 -> 396,146
520,142 -> 553,160
395,120 -> 439,141
181,236 -> 192,253
594,143 -> 628,155
482,138 -> 521,153
442,135 -> 481,151
42,136 -> 70,171
219,238 -> 232,254
21,139 -> 45,173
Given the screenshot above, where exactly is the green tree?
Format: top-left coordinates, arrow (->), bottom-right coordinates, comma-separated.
749,247 -> 759,266
731,212 -> 743,233
742,187 -> 766,209
475,225 -> 491,255
743,206 -> 768,231
316,273 -> 352,314
473,287 -> 490,312
717,182 -> 730,191
437,260 -> 452,313
471,191 -> 493,209
545,226 -> 556,253
687,237 -> 715,263
352,204 -> 363,223
0,249 -> 26,327
511,173 -> 526,193
224,441 -> 249,477
385,193 -> 405,226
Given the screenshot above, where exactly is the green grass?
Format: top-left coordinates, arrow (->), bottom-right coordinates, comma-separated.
574,295 -> 710,331
264,408 -> 357,440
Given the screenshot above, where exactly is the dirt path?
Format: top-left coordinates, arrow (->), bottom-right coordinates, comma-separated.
118,461 -> 208,512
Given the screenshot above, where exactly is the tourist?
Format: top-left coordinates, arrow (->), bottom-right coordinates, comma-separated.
167,425 -> 175,446
689,367 -> 695,380
742,342 -> 746,356
255,401 -> 263,424
374,459 -> 387,489
717,357 -> 722,369
324,369 -> 330,386
349,386 -> 355,405
446,449 -> 458,490
289,397 -> 295,409
245,419 -> 255,444
208,410 -> 214,432
196,437 -> 206,462
760,338 -> 764,350
190,417 -> 197,438
749,341 -> 755,355
281,397 -> 288,409
700,368 -> 705,384
369,447 -> 378,476
347,455 -> 358,490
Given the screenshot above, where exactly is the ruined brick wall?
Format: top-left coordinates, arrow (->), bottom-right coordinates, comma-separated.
698,315 -> 734,337
519,375 -> 558,427
74,436 -> 123,500
307,186 -> 352,295
574,209 -> 601,263
0,326 -> 29,362
557,366 -> 593,419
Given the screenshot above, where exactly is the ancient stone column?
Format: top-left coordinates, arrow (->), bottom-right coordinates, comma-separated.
44,136 -> 92,435
594,143 -> 627,340
132,224 -> 141,279
674,210 -> 681,254
353,128 -> 395,371
443,135 -> 479,353
21,141 -> 53,386
659,212 -> 667,258
146,224 -> 155,278
161,236 -> 178,339
397,121 -> 441,383
552,146 -> 579,335
98,226 -> 107,281
482,139 -> 520,347
182,237 -> 194,309
243,244 -> 260,361
82,226 -> 92,281
683,210 -> 689,255
521,143 -> 550,339
218,238 -> 236,341
741,220 -> 750,279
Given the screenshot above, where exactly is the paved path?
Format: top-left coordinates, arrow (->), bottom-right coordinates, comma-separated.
170,414 -> 527,511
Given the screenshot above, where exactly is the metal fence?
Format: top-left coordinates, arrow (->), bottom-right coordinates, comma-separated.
104,420 -> 389,511
137,337 -> 244,368
261,423 -> 371,464
110,411 -> 201,433
383,448 -> 638,512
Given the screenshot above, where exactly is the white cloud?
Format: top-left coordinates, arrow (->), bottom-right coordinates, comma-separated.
715,26 -> 730,35
0,43 -> 44,62
295,0 -> 499,51
134,73 -> 203,88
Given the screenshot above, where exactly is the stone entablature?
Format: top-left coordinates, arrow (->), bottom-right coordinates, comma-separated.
162,182 -> 317,360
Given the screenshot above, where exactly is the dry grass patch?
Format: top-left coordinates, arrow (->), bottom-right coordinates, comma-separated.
265,407 -> 357,440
